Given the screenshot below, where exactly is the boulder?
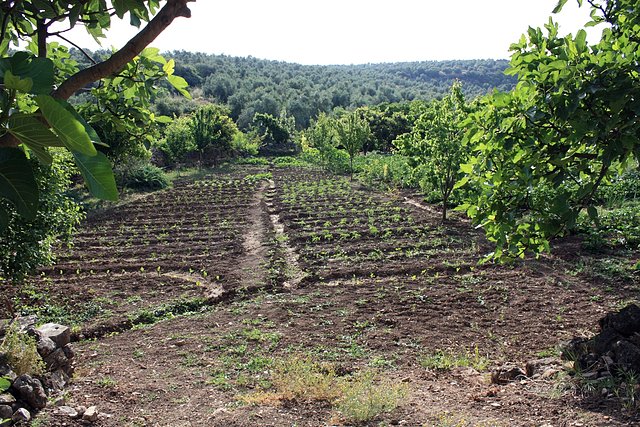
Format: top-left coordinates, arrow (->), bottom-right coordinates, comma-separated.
599,304 -> 640,336
36,324 -> 70,348
11,407 -> 31,423
0,404 -> 13,419
43,348 -> 70,372
36,336 -> 57,358
12,375 -> 47,410
525,357 -> 562,378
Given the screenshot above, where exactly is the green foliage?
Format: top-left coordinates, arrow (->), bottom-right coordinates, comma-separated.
336,370 -> 408,423
114,159 -> 169,192
354,153 -> 425,190
304,112 -> 337,169
169,51 -> 515,130
157,115 -> 196,166
0,152 -> 83,281
192,103 -> 238,167
231,131 -> 261,157
459,0 -> 640,259
396,82 -> 470,220
0,376 -> 10,392
0,322 -> 45,376
253,112 -> 297,155
334,111 -> 371,178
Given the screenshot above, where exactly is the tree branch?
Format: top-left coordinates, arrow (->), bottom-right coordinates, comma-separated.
53,0 -> 193,100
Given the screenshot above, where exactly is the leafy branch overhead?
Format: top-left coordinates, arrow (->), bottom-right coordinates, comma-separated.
0,0 -> 194,230
458,0 -> 640,259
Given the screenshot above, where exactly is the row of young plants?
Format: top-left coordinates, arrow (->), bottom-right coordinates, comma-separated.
8,169 -> 270,329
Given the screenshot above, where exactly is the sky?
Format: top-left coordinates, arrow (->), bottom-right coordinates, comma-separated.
61,0 -> 600,65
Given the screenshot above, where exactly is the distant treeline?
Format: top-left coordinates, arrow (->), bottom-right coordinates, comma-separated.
152,51 -> 516,130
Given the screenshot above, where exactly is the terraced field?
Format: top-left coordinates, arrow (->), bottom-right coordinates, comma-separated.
5,165 -> 639,426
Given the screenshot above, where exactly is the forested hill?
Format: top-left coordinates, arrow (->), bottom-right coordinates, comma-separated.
162,51 -> 515,129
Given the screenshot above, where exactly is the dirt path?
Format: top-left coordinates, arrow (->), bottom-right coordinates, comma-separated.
11,166 -> 638,427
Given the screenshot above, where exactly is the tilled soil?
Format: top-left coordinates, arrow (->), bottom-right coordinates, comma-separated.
5,166 -> 639,426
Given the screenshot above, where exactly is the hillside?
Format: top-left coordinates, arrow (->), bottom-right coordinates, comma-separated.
161,52 -> 516,129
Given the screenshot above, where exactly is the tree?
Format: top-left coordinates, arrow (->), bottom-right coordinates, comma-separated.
252,111 -> 296,155
0,1 -> 193,280
191,104 -> 238,167
396,81 -> 469,221
459,0 -> 640,259
305,112 -> 337,170
334,111 -> 371,180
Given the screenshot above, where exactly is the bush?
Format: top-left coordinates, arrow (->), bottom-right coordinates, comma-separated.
0,322 -> 45,376
231,131 -> 261,157
115,159 -> 170,191
0,152 -> 84,281
156,116 -> 196,166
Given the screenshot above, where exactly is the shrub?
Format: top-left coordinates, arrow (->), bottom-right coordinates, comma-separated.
0,322 -> 45,376
336,370 -> 408,423
114,160 -> 169,191
156,116 -> 196,166
231,131 -> 261,157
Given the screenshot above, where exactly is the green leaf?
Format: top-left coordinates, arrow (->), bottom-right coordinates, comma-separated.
552,0 -> 568,14
2,53 -> 54,94
35,95 -> 97,156
453,175 -> 469,190
167,74 -> 191,99
3,70 -> 33,92
155,115 -> 172,124
587,205 -> 599,225
0,377 -> 11,392
0,148 -> 38,220
8,113 -> 64,149
56,99 -> 103,146
72,151 -> 118,201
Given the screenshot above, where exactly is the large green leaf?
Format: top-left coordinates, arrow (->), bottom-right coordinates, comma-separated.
0,148 -> 38,220
72,151 -> 118,201
7,114 -> 65,165
57,99 -> 104,146
0,52 -> 54,94
35,95 -> 97,156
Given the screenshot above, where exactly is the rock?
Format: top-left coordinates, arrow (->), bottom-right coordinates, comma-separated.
42,370 -> 70,392
16,316 -> 38,333
612,339 -> 640,373
0,394 -> 15,405
491,363 -> 526,384
56,405 -> 79,418
43,348 -> 70,372
75,405 -> 86,417
599,304 -> 640,337
589,328 -> 625,356
82,405 -> 98,422
12,375 -> 47,410
36,336 -> 57,357
62,345 -> 75,360
525,357 -> 562,377
0,405 -> 13,419
11,407 -> 31,423
0,358 -> 16,382
36,324 -> 70,348
560,337 -> 589,360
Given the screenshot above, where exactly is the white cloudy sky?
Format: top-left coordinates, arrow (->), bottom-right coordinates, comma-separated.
61,0 -> 599,65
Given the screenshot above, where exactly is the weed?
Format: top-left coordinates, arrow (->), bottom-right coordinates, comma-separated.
336,370 -> 408,423
419,346 -> 489,372
0,322 -> 45,376
96,376 -> 117,388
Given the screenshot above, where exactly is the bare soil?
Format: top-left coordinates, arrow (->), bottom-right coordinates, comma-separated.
4,166 -> 640,426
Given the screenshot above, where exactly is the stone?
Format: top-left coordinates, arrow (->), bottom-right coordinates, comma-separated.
62,344 -> 75,360
0,394 -> 15,405
36,323 -> 71,348
16,316 -> 38,333
525,357 -> 562,377
589,328 -> 625,356
612,339 -> 640,373
43,348 -> 70,372
82,405 -> 98,422
11,407 -> 31,423
12,375 -> 47,410
36,336 -> 57,357
599,304 -> 640,337
75,405 -> 86,417
0,405 -> 12,419
42,370 -> 70,392
491,363 -> 526,384
0,357 -> 16,383
57,405 -> 79,418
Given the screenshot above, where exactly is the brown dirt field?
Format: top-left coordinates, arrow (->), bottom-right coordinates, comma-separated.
4,165 -> 640,426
